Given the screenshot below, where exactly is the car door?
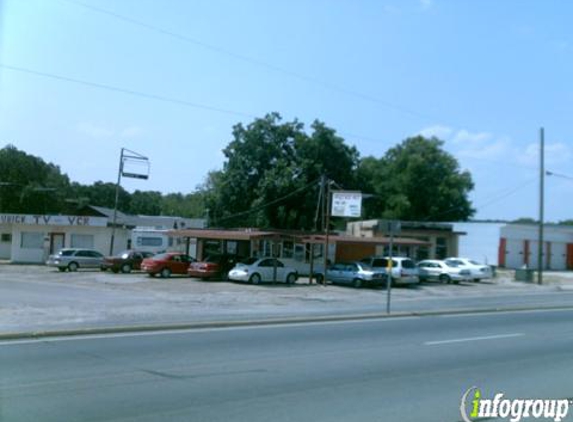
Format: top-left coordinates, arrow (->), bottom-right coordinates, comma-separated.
257,259 -> 276,281
327,263 -> 344,283
342,263 -> 359,285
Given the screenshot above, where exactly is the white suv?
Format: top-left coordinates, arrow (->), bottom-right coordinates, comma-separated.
360,256 -> 419,286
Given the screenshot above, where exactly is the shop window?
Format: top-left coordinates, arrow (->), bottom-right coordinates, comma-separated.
1,233 -> 11,242
282,241 -> 294,259
136,236 -> 163,247
21,232 -> 43,249
71,234 -> 95,249
436,237 -> 448,259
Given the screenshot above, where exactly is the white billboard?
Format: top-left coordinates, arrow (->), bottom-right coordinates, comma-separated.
331,191 -> 362,218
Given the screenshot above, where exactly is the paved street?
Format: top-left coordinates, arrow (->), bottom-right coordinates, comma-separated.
2,309 -> 573,421
2,265 -> 573,333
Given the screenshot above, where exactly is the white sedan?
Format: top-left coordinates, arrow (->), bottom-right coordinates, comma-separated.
228,258 -> 298,284
417,260 -> 471,284
445,257 -> 493,282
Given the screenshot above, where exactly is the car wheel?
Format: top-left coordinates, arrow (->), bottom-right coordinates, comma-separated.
121,263 -> 132,274
148,273 -> 156,278
286,273 -> 297,285
100,266 -> 107,272
352,278 -> 362,288
314,274 -> 324,284
68,262 -> 79,272
249,273 -> 261,285
111,268 -> 119,274
58,267 -> 66,272
160,268 -> 171,278
473,278 -> 480,283
439,274 -> 450,284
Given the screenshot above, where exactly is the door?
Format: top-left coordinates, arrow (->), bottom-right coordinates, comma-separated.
50,233 -> 65,254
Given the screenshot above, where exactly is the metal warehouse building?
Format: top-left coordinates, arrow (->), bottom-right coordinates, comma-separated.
499,224 -> 573,270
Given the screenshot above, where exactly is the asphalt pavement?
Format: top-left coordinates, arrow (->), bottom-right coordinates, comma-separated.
2,309 -> 573,422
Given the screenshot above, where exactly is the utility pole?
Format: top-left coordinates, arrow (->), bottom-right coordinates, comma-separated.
109,148 -> 125,255
538,127 -> 544,285
322,176 -> 331,286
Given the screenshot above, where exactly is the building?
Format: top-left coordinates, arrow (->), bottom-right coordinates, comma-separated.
346,220 -> 464,260
171,228 -> 430,275
499,223 -> 573,270
0,206 -> 206,263
451,221 -> 505,265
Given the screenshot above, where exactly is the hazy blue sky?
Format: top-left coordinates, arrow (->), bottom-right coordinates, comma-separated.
1,0 -> 572,222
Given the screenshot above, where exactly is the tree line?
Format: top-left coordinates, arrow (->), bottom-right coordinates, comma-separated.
1,112 -> 476,227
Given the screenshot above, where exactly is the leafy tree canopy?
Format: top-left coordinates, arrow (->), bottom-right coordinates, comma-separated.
358,136 -> 475,221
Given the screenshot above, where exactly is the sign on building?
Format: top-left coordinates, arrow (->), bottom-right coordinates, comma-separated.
331,191 -> 362,218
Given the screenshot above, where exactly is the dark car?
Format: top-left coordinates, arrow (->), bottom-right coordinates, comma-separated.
101,250 -> 155,274
141,252 -> 196,278
187,254 -> 241,280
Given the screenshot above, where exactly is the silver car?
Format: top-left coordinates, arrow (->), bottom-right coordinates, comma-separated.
444,257 -> 493,282
319,262 -> 387,288
360,256 -> 419,286
46,248 -> 105,272
417,259 -> 471,284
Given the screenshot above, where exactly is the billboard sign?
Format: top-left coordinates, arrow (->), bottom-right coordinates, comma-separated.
331,191 -> 362,218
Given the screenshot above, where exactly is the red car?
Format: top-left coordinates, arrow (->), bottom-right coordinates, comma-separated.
187,254 -> 241,280
141,252 -> 195,278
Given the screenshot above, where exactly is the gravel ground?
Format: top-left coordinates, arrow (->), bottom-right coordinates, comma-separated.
1,265 -> 572,333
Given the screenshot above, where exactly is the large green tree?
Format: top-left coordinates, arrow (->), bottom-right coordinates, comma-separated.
358,136 -> 474,221
206,113 -> 360,229
0,145 -> 71,213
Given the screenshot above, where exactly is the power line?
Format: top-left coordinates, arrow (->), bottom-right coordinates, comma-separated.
60,0 -> 437,121
0,63 -> 256,119
546,170 -> 573,181
213,178 -> 320,225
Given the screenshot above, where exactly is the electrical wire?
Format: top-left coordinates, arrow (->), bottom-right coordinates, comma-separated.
60,0 -> 437,121
0,63 -> 256,119
213,177 -> 320,225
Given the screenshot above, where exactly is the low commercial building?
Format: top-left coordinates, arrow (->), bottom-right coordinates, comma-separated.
346,220 -> 463,260
171,228 -> 430,275
499,224 -> 573,270
0,207 -> 206,264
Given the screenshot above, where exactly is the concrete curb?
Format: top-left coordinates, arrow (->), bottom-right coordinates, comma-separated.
3,304 -> 573,341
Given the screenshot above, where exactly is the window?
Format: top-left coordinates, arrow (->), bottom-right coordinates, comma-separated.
436,237 -> 448,259
71,234 -> 94,249
282,241 -> 294,259
1,233 -> 11,242
136,236 -> 163,247
20,232 -> 43,249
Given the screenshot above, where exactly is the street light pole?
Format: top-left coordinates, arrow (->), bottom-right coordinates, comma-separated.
538,127 -> 545,285
109,148 -> 125,255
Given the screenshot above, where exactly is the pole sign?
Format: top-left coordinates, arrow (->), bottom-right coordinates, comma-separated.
331,191 -> 362,217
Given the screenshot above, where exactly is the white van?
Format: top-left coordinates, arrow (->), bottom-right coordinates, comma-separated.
360,256 -> 419,286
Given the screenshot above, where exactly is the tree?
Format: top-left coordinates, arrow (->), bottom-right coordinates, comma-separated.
0,145 -> 71,213
358,136 -> 474,221
206,113 -> 360,229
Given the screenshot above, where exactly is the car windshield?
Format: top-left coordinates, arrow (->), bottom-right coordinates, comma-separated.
401,259 -> 415,268
152,253 -> 170,260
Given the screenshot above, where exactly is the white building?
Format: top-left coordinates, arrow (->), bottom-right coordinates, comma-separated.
0,207 -> 206,263
451,222 -> 505,266
0,213 -> 130,263
499,224 -> 573,270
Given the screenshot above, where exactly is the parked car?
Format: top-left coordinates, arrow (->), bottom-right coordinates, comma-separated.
187,254 -> 241,280
101,250 -> 155,273
417,259 -> 471,284
360,256 -> 419,286
141,252 -> 196,278
444,257 -> 492,282
316,261 -> 386,288
228,258 -> 298,284
46,248 -> 105,272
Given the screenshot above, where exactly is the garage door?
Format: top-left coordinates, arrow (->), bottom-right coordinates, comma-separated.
505,239 -> 524,269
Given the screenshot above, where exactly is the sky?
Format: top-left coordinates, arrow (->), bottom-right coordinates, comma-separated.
0,0 -> 572,222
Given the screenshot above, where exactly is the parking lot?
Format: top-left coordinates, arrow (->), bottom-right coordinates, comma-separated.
1,264 -> 573,334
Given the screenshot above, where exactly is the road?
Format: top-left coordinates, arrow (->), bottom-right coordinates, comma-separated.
2,309 -> 573,422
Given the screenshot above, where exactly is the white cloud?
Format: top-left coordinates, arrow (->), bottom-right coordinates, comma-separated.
420,0 -> 433,10
77,122 -> 144,140
120,126 -> 144,139
77,122 -> 114,140
418,124 -> 453,139
451,129 -> 492,145
517,142 -> 572,167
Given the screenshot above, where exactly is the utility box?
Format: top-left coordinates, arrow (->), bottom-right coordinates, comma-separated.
515,268 -> 534,282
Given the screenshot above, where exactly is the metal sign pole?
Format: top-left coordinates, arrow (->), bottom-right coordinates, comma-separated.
386,231 -> 394,314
